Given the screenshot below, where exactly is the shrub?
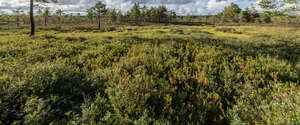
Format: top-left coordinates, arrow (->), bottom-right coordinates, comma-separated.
43,34 -> 58,39
1,63 -> 95,124
215,28 -> 242,34
229,83 -> 300,125
65,36 -> 87,42
72,94 -> 111,125
105,27 -> 117,32
104,43 -> 226,124
22,63 -> 91,97
65,36 -> 79,42
170,29 -> 184,34
296,61 -> 300,78
261,13 -> 272,23
24,96 -> 70,125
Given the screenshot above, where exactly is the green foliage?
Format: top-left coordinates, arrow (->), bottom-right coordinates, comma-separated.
0,63 -> 95,124
239,8 -> 251,23
108,9 -> 117,22
89,1 -> 107,29
0,25 -> 299,124
125,4 -> 173,23
73,94 -> 110,124
65,36 -> 87,42
229,83 -> 300,125
116,11 -> 124,23
170,28 -> 184,34
127,3 -> 141,21
220,2 -> 242,22
258,0 -> 299,14
215,28 -> 242,34
261,12 -> 272,23
259,0 -> 279,11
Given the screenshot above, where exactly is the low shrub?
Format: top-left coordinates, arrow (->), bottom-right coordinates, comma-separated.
215,28 -> 242,34
1,25 -> 299,124
0,63 -> 95,124
170,29 -> 184,34
65,36 -> 87,42
104,43 -> 227,124
105,27 -> 117,32
69,94 -> 110,125
43,34 -> 58,39
79,36 -> 87,42
229,83 -> 300,125
65,36 -> 79,41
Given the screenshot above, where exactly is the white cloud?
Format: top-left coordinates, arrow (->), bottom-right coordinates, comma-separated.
0,0 -> 259,15
207,0 -> 229,13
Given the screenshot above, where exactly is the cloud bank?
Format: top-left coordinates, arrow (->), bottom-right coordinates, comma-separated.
0,0 -> 260,15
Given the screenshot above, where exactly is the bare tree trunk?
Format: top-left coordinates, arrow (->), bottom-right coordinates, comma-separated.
58,16 -> 61,26
158,16 -> 161,23
45,15 -> 48,26
30,0 -> 35,36
98,15 -> 101,29
16,16 -> 20,27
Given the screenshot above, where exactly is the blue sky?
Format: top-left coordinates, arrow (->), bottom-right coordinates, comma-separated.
0,0 -> 261,15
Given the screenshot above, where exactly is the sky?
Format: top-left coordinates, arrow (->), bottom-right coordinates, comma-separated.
0,0 -> 262,15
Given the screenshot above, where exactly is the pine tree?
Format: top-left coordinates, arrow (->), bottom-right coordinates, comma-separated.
220,2 -> 241,22
29,0 -> 58,36
55,9 -> 63,25
43,8 -> 50,26
12,8 -> 24,27
117,11 -> 123,23
109,9 -> 117,23
90,1 -> 107,29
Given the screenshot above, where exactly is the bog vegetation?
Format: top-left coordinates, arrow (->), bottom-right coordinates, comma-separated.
0,0 -> 300,125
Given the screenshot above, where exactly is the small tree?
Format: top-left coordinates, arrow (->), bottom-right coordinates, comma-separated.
261,12 -> 272,23
87,8 -> 94,24
12,8 -> 24,27
128,3 -> 141,22
116,11 -> 123,23
90,1 -> 107,29
109,9 -> 117,23
20,12 -> 28,25
168,10 -> 176,23
43,8 -> 50,26
29,0 -> 58,36
55,9 -> 63,25
239,8 -> 251,23
147,7 -> 156,22
157,6 -> 168,23
35,9 -> 42,25
0,10 -> 8,23
141,5 -> 148,22
220,2 -> 241,22
249,4 -> 260,22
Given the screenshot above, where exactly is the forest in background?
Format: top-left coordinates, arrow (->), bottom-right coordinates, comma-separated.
0,0 -> 300,29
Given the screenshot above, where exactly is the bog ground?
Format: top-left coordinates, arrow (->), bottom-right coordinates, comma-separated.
0,25 -> 300,124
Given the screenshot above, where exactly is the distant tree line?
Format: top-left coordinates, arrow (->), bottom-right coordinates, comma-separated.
218,3 -> 269,23
0,0 -> 299,36
86,2 -> 177,28
218,0 -> 299,24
